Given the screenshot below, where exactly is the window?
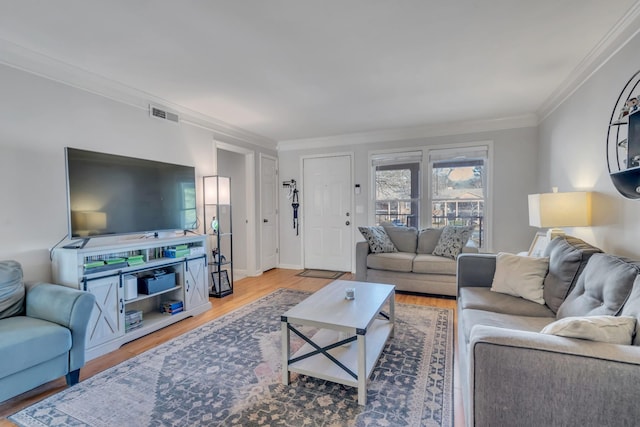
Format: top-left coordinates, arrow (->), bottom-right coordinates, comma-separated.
372,152 -> 421,228
429,146 -> 489,248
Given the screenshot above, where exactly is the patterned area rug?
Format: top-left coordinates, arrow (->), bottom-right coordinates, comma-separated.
297,269 -> 346,279
10,289 -> 453,427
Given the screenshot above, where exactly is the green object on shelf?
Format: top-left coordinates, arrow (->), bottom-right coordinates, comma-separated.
106,258 -> 126,264
84,261 -> 105,269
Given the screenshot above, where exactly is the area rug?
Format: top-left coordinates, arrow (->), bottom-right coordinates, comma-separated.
297,269 -> 345,279
10,289 -> 453,427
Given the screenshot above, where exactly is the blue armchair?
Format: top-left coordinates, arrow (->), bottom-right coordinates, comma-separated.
0,260 -> 95,403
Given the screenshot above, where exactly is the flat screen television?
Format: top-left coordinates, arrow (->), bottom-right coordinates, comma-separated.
65,147 -> 197,240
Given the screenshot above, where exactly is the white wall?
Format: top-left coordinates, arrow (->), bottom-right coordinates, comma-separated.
539,31 -> 640,258
217,149 -> 247,276
0,63 -> 275,282
278,126 -> 539,269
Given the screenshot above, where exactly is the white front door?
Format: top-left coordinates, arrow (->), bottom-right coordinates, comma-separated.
303,155 -> 352,271
260,154 -> 278,271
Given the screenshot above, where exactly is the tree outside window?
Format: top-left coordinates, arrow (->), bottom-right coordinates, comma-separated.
431,159 -> 485,247
374,162 -> 419,227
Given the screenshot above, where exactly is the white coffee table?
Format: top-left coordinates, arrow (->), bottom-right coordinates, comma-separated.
281,280 -> 395,405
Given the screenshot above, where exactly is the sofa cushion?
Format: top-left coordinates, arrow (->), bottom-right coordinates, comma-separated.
0,316 -> 71,378
490,253 -> 549,305
381,224 -> 418,253
412,254 -> 457,275
460,287 -> 556,318
460,308 -> 555,345
557,254 -> 639,319
417,228 -> 443,254
366,252 -> 415,272
358,226 -> 397,253
432,225 -> 472,259
620,275 -> 640,345
0,260 -> 25,320
543,236 -> 602,314
540,315 -> 637,345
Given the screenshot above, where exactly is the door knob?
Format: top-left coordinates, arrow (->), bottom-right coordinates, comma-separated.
345,221 -> 350,226
263,219 -> 268,223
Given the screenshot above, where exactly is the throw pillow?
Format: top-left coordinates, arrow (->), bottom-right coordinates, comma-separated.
0,260 -> 26,319
432,225 -> 472,259
358,226 -> 397,254
490,252 -> 549,305
540,315 -> 637,345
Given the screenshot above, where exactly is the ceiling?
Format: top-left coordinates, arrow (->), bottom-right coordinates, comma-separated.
0,1 -> 639,144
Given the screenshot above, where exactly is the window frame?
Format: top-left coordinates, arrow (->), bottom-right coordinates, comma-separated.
426,143 -> 493,250
369,150 -> 423,228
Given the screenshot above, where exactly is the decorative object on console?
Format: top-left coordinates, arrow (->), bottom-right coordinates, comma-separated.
528,188 -> 592,239
607,69 -> 640,199
528,231 -> 549,257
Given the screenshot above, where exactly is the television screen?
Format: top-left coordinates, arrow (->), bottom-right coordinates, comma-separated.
65,147 -> 197,238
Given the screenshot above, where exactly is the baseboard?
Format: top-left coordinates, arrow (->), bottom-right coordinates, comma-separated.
278,263 -> 303,270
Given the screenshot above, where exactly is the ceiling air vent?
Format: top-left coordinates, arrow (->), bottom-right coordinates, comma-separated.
149,105 -> 179,123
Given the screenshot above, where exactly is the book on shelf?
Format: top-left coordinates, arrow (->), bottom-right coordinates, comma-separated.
127,255 -> 145,266
161,307 -> 184,315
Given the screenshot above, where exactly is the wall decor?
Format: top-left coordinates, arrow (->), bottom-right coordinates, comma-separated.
607,70 -> 640,199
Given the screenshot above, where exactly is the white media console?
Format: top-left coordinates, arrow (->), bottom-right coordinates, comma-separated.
52,234 -> 211,360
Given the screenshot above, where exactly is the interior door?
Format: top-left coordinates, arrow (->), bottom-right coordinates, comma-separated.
260,155 -> 278,271
303,155 -> 352,271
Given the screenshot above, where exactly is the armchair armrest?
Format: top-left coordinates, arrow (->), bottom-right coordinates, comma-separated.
468,325 -> 640,426
457,253 -> 496,290
26,283 -> 95,371
355,241 -> 370,282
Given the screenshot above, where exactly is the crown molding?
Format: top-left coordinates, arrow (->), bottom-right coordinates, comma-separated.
0,37 -> 277,150
277,113 -> 538,152
537,1 -> 640,122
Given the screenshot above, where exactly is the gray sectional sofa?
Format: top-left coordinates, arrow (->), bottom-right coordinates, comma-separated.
356,224 -> 476,296
457,236 -> 640,426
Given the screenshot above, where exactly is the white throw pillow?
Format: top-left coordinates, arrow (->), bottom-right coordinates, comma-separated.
541,315 -> 637,345
490,252 -> 549,305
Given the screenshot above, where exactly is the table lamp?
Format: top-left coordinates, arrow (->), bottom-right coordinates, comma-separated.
528,189 -> 592,239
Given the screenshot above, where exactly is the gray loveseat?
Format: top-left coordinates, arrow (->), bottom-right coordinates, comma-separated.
0,260 -> 95,402
356,224 -> 476,296
457,236 -> 640,426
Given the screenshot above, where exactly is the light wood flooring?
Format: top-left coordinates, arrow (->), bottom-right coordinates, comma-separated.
0,269 -> 463,426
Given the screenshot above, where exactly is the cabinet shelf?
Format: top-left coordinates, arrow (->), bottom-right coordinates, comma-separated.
124,285 -> 182,304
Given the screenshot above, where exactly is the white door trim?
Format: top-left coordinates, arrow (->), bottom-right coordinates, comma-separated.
259,153 -> 279,272
214,141 -> 258,276
300,151 -> 355,272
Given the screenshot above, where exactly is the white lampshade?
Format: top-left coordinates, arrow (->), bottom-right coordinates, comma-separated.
528,191 -> 592,237
204,176 -> 231,205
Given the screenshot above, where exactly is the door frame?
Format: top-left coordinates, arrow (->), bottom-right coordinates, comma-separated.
300,151 -> 355,272
259,153 -> 279,272
214,141 -> 258,277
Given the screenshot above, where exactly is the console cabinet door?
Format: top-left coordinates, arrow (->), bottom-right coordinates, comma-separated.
184,257 -> 207,310
85,275 -> 125,348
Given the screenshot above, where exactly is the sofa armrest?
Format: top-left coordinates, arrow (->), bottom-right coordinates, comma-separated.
26,283 -> 95,371
355,241 -> 370,281
468,325 -> 640,426
457,253 -> 496,290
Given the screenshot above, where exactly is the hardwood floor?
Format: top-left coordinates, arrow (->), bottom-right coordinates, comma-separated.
0,269 -> 463,426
